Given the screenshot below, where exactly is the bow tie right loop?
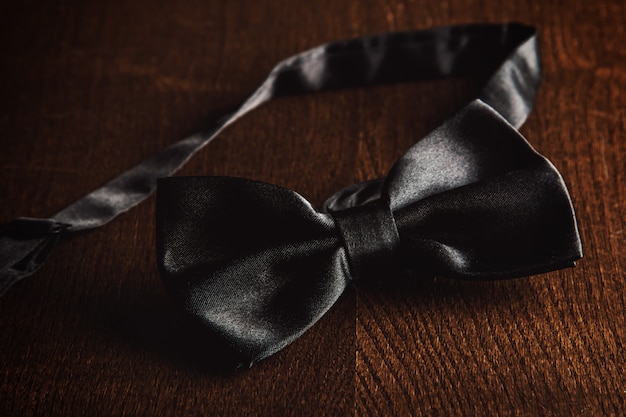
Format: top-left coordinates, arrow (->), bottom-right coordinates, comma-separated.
330,199 -> 400,282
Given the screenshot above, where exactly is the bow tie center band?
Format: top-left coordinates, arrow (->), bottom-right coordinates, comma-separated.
1,23 -> 582,368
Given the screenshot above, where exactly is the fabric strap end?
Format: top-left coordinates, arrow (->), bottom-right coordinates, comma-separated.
0,218 -> 69,295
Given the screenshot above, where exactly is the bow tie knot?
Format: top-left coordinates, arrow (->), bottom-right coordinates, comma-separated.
330,199 -> 400,281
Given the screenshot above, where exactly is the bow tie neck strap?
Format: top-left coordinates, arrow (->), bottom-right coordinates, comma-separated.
0,218 -> 69,295
1,23 -> 542,294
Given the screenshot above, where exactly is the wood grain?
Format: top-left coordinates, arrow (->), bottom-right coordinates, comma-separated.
0,0 -> 624,416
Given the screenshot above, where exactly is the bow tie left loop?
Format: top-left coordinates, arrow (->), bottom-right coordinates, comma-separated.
157,176 -> 351,365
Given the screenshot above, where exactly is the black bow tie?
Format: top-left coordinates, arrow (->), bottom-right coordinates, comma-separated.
1,23 -> 582,368
157,99 -> 582,366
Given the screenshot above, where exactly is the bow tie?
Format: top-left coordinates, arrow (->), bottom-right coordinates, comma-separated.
1,23 -> 582,368
157,99 -> 582,366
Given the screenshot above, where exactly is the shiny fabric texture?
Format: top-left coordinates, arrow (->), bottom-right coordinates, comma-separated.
0,23 -> 555,293
0,23 -> 582,369
155,24 -> 582,367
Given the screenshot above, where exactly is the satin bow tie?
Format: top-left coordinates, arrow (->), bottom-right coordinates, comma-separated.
157,99 -> 582,366
1,23 -> 582,368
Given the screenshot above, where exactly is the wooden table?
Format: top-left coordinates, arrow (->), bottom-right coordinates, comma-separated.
1,0 -> 624,415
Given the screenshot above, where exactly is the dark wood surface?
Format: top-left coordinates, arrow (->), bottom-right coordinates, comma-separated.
1,0 -> 624,416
